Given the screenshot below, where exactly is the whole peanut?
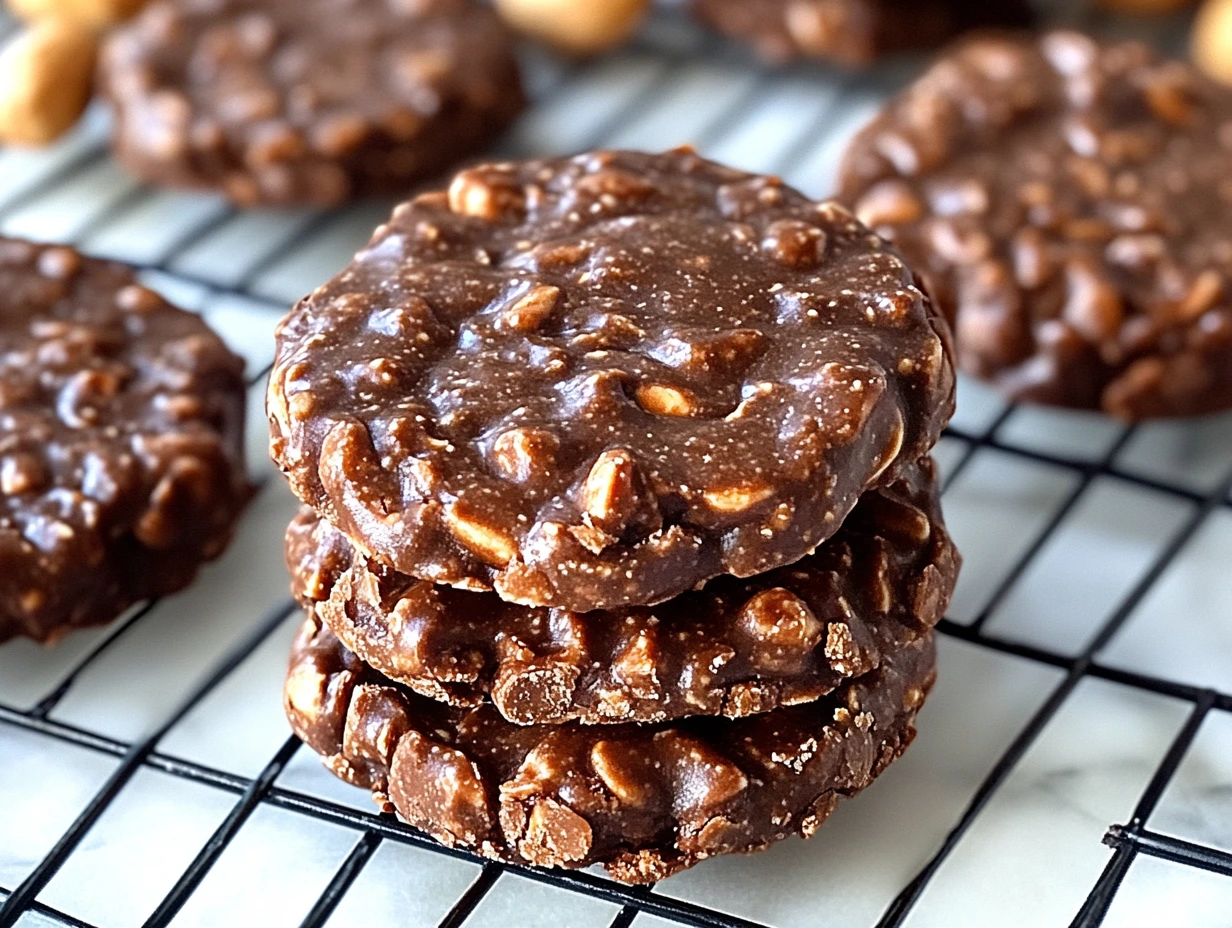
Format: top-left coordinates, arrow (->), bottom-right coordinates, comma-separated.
1194,0 -> 1232,85
494,0 -> 651,55
0,21 -> 99,146
9,0 -> 150,29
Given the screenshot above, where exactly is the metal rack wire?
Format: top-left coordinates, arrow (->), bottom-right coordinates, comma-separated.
1,9 -> 1231,928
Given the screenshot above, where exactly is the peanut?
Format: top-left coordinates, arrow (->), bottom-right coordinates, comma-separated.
448,169 -> 525,220
580,449 -> 638,529
445,501 -> 518,566
1194,0 -> 1232,86
502,285 -> 561,332
635,383 -> 698,417
9,0 -> 149,29
703,483 -> 774,513
590,741 -> 650,806
494,0 -> 650,55
854,179 -> 923,229
0,21 -> 98,146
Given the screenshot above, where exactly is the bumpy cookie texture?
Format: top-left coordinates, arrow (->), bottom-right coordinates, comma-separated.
99,0 -> 525,207
839,31 -> 1232,420
288,456 -> 957,725
0,238 -> 250,644
689,0 -> 1031,67
285,615 -> 935,881
269,149 -> 955,610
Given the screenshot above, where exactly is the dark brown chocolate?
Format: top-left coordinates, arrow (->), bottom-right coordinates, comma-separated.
0,237 -> 250,644
839,31 -> 1232,420
288,456 -> 956,725
689,0 -> 1031,67
285,614 -> 935,882
269,149 -> 955,611
99,0 -> 526,207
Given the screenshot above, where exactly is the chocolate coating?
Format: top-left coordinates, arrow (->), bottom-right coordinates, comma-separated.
839,31 -> 1232,420
99,0 -> 526,207
689,0 -> 1031,67
269,149 -> 955,610
285,614 -> 935,881
0,238 -> 250,644
288,456 -> 956,725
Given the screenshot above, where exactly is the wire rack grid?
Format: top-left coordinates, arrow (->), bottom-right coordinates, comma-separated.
1,8 -> 1232,928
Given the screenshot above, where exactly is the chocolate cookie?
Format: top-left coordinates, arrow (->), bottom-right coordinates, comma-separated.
99,0 -> 526,207
0,238 -> 250,644
839,31 -> 1232,420
287,456 -> 956,725
689,0 -> 1032,67
268,149 -> 955,611
285,614 -> 935,882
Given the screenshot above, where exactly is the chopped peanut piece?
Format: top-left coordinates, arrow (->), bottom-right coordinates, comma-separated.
636,383 -> 699,417
704,484 -> 774,513
446,502 -> 518,565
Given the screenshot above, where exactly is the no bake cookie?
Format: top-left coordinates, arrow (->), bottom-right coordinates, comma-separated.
99,0 -> 526,206
0,238 -> 250,643
285,614 -> 936,882
288,456 -> 956,725
269,148 -> 955,610
840,31 -> 1232,419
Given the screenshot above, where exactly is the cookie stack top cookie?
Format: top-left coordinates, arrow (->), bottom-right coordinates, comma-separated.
270,149 -> 960,881
269,148 -> 955,610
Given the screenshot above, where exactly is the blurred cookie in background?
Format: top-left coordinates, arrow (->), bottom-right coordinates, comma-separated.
839,30 -> 1232,420
99,0 -> 526,207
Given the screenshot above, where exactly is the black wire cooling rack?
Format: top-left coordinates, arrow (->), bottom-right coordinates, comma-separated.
1,8 -> 1231,928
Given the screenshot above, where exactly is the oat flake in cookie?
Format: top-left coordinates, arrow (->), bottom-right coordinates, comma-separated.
0,238 -> 250,644
99,0 -> 526,207
839,31 -> 1232,420
269,149 -> 955,611
287,456 -> 957,725
689,0 -> 1031,67
285,615 -> 936,882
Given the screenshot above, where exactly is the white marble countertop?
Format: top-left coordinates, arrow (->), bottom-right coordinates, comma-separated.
1,8 -> 1231,928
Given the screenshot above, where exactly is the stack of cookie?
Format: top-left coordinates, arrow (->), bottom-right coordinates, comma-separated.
269,148 -> 960,881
